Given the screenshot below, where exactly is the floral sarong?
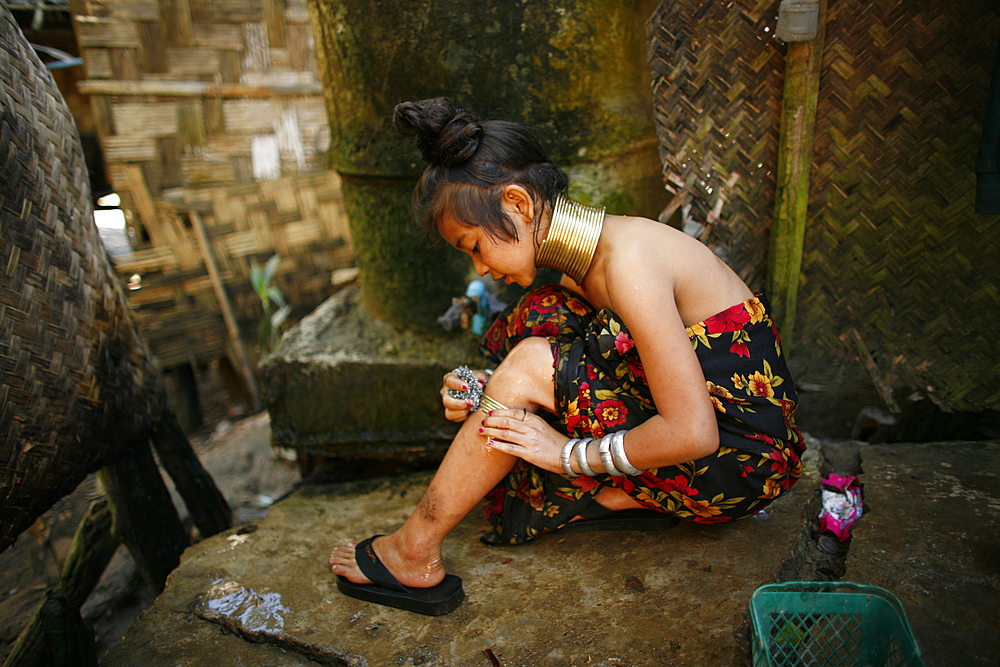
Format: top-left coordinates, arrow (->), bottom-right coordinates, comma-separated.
479,285 -> 804,544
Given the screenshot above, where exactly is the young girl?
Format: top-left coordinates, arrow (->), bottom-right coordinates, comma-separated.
330,97 -> 804,615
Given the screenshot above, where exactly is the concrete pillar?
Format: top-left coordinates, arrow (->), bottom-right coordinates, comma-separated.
307,0 -> 667,328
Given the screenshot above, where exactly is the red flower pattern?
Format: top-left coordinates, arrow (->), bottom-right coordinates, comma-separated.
479,287 -> 804,543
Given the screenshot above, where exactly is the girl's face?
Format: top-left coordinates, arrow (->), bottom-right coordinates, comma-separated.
437,186 -> 540,288
437,214 -> 538,288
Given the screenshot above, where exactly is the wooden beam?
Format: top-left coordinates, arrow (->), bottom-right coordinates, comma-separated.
150,407 -> 232,539
767,0 -> 827,348
98,438 -> 189,594
78,79 -> 322,97
189,210 -> 263,412
2,501 -> 116,667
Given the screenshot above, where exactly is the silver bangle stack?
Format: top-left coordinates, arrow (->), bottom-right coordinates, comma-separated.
559,431 -> 643,478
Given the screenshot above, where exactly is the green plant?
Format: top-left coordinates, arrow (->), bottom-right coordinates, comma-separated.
250,255 -> 291,352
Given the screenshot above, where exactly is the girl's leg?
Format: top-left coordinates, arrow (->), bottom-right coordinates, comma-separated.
330,337 -> 558,588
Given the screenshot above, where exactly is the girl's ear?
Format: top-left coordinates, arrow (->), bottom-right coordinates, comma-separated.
502,184 -> 535,225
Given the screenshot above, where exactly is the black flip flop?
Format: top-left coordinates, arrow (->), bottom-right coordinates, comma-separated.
335,536 -> 464,616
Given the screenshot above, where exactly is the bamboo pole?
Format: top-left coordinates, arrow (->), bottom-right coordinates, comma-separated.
2,501 -> 116,667
767,0 -> 827,347
189,210 -> 263,412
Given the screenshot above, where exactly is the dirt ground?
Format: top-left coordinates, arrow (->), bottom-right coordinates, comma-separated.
0,410 -> 300,661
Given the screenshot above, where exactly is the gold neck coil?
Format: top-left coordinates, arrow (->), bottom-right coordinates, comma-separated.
534,195 -> 605,285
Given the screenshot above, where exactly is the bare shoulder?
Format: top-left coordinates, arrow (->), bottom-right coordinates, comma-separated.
604,215 -> 752,325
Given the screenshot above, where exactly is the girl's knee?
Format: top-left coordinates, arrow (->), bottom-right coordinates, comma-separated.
488,337 -> 555,406
498,337 -> 553,379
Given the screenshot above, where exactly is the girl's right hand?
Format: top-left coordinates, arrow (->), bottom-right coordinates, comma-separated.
440,369 -> 488,422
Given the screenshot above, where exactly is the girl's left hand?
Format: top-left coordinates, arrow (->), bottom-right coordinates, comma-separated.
479,408 -> 569,475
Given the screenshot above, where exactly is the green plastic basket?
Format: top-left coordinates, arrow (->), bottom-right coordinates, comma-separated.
750,582 -> 925,667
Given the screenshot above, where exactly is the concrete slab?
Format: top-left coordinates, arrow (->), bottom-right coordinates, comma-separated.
848,442 -> 1000,667
104,449 -> 819,667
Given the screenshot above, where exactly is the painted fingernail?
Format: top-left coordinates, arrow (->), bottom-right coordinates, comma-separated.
467,400 -> 473,407
462,383 -> 468,390
487,438 -> 495,446
488,410 -> 494,416
479,427 -> 484,433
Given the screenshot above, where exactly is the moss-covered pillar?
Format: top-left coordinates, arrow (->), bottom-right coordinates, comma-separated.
307,0 -> 667,329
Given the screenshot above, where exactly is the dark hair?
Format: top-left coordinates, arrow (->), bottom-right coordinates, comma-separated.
392,97 -> 569,242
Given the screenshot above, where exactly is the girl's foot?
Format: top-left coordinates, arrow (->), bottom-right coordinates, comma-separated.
330,532 -> 446,589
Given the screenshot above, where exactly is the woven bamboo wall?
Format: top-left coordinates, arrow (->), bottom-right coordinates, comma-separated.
649,0 -> 1000,412
801,0 -> 1000,412
647,0 -> 785,289
69,0 -> 353,368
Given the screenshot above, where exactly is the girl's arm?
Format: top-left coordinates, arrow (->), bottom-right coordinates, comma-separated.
600,236 -> 723,469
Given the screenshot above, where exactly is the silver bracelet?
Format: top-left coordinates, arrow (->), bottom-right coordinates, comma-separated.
446,366 -> 484,410
609,430 -> 642,475
575,438 -> 597,476
561,438 -> 581,477
598,434 -> 625,476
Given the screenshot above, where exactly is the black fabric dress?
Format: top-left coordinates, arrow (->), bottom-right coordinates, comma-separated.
478,285 -> 805,545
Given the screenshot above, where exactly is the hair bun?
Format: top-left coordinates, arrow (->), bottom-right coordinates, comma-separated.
393,97 -> 483,167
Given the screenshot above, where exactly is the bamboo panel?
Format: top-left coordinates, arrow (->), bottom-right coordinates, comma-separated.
191,23 -> 244,50
647,0 -> 1000,411
74,16 -> 141,48
223,99 -> 278,133
166,48 -> 223,76
102,135 -> 156,160
647,0 -> 784,289
114,172 -> 353,367
83,48 -> 112,77
111,101 -> 178,136
796,0 -> 1000,412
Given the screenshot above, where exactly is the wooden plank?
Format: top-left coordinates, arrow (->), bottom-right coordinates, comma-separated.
111,102 -> 178,137
182,158 -> 235,186
104,0 -> 161,20
160,0 -> 193,47
263,0 -> 287,48
177,100 -> 205,149
166,48 -> 222,76
222,99 -> 276,133
102,136 -> 156,161
109,48 -> 140,80
82,48 -> 111,78
77,79 -> 323,96
122,164 -> 162,231
191,24 -> 244,50
157,136 -> 183,189
89,94 -> 114,136
205,134 -> 252,156
189,211 -> 262,412
73,16 -> 140,48
138,21 -> 168,73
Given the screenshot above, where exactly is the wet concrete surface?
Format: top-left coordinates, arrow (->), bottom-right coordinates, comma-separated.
100,439 -> 999,667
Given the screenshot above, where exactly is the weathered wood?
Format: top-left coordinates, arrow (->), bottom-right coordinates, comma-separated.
38,593 -> 98,667
59,500 -> 119,607
98,439 -> 189,594
77,79 -> 323,96
190,210 -> 263,412
150,408 -> 233,538
2,500 -> 117,667
767,0 -> 827,346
